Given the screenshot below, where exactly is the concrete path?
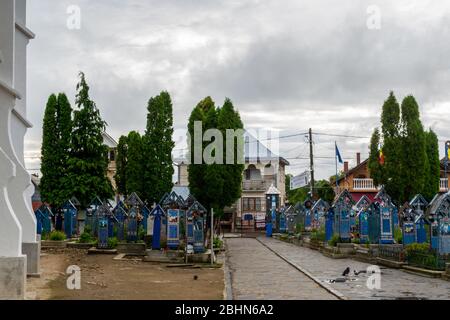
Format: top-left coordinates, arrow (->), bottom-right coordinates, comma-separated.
257,237 -> 450,300
225,238 -> 337,300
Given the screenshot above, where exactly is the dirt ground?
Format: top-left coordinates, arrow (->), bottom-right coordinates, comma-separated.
26,248 -> 224,300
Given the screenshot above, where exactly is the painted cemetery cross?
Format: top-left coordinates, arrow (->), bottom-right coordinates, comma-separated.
113,201 -> 128,241
374,188 -> 396,244
408,194 -> 429,244
355,195 -> 372,244
162,192 -> 185,250
62,200 -> 78,238
150,204 -> 165,250
86,197 -> 103,235
35,205 -> 54,235
311,199 -> 330,231
125,193 -> 144,242
332,190 -> 355,242
428,193 -> 450,254
96,204 -> 112,249
188,201 -> 207,253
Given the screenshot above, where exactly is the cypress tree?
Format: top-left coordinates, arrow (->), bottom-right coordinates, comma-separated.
114,135 -> 128,197
142,91 -> 175,204
40,93 -> 73,206
217,98 -> 244,211
368,128 -> 383,186
400,95 -> 427,202
40,94 -> 60,206
63,72 -> 113,206
126,131 -> 144,197
423,129 -> 440,201
380,92 -> 402,202
188,97 -> 216,210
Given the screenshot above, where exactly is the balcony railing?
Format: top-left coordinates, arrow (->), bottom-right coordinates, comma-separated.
243,180 -> 271,192
353,178 -> 379,191
440,178 -> 448,192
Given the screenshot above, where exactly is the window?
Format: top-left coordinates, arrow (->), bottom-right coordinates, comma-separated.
109,150 -> 116,161
243,198 -> 262,212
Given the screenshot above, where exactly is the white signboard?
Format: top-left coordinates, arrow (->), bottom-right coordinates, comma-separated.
290,171 -> 310,190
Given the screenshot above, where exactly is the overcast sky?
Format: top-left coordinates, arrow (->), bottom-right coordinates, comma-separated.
25,0 -> 450,180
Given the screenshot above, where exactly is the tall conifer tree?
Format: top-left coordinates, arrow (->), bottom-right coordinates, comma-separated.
142,91 -> 175,204
126,131 -> 144,197
400,95 -> 427,202
423,129 -> 440,201
63,72 -> 113,206
114,135 -> 128,197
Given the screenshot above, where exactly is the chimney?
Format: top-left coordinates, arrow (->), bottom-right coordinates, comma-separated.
344,161 -> 349,173
357,153 -> 361,166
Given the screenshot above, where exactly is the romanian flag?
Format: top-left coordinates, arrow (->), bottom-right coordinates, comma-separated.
379,149 -> 385,166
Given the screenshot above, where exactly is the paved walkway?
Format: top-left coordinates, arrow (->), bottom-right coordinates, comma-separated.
258,237 -> 450,300
225,238 -> 337,300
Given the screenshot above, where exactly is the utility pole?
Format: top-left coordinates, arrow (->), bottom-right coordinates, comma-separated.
309,128 -> 315,199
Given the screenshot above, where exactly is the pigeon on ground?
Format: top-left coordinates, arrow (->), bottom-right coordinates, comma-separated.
342,267 -> 351,277
193,275 -> 198,281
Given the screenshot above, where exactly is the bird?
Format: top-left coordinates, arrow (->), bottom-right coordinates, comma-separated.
193,275 -> 198,281
354,270 -> 367,276
342,267 -> 351,277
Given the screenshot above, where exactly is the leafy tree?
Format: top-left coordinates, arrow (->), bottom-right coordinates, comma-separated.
126,131 -> 144,196
40,93 -> 73,206
62,72 -> 113,206
368,128 -> 383,186
142,91 -> 175,204
400,95 -> 427,202
188,97 -> 244,217
316,180 -> 335,204
114,135 -> 128,197
423,129 -> 440,201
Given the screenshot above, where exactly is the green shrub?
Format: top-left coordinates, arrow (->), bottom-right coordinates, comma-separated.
84,225 -> 93,235
49,231 -> 66,241
107,237 -> 118,249
78,232 -> 94,244
295,223 -> 304,234
394,227 -> 403,244
41,232 -> 50,241
138,225 -> 146,241
328,234 -> 340,247
213,237 -> 223,249
310,228 -> 326,242
405,243 -> 430,256
351,238 -> 361,244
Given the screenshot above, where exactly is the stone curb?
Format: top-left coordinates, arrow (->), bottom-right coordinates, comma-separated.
223,241 -> 234,301
256,238 -> 347,301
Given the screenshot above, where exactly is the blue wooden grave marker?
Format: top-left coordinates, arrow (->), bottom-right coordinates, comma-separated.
355,196 -> 372,244
161,191 -> 185,249
303,199 -> 313,231
35,205 -> 54,235
62,200 -> 78,239
311,199 -> 330,231
188,201 -> 207,253
86,197 -> 103,235
409,194 -> 429,244
113,201 -> 128,241
325,208 -> 335,242
428,193 -> 450,253
374,188 -> 395,244
125,193 -> 145,242
332,190 -> 355,241
150,204 -> 165,250
96,204 -> 111,249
